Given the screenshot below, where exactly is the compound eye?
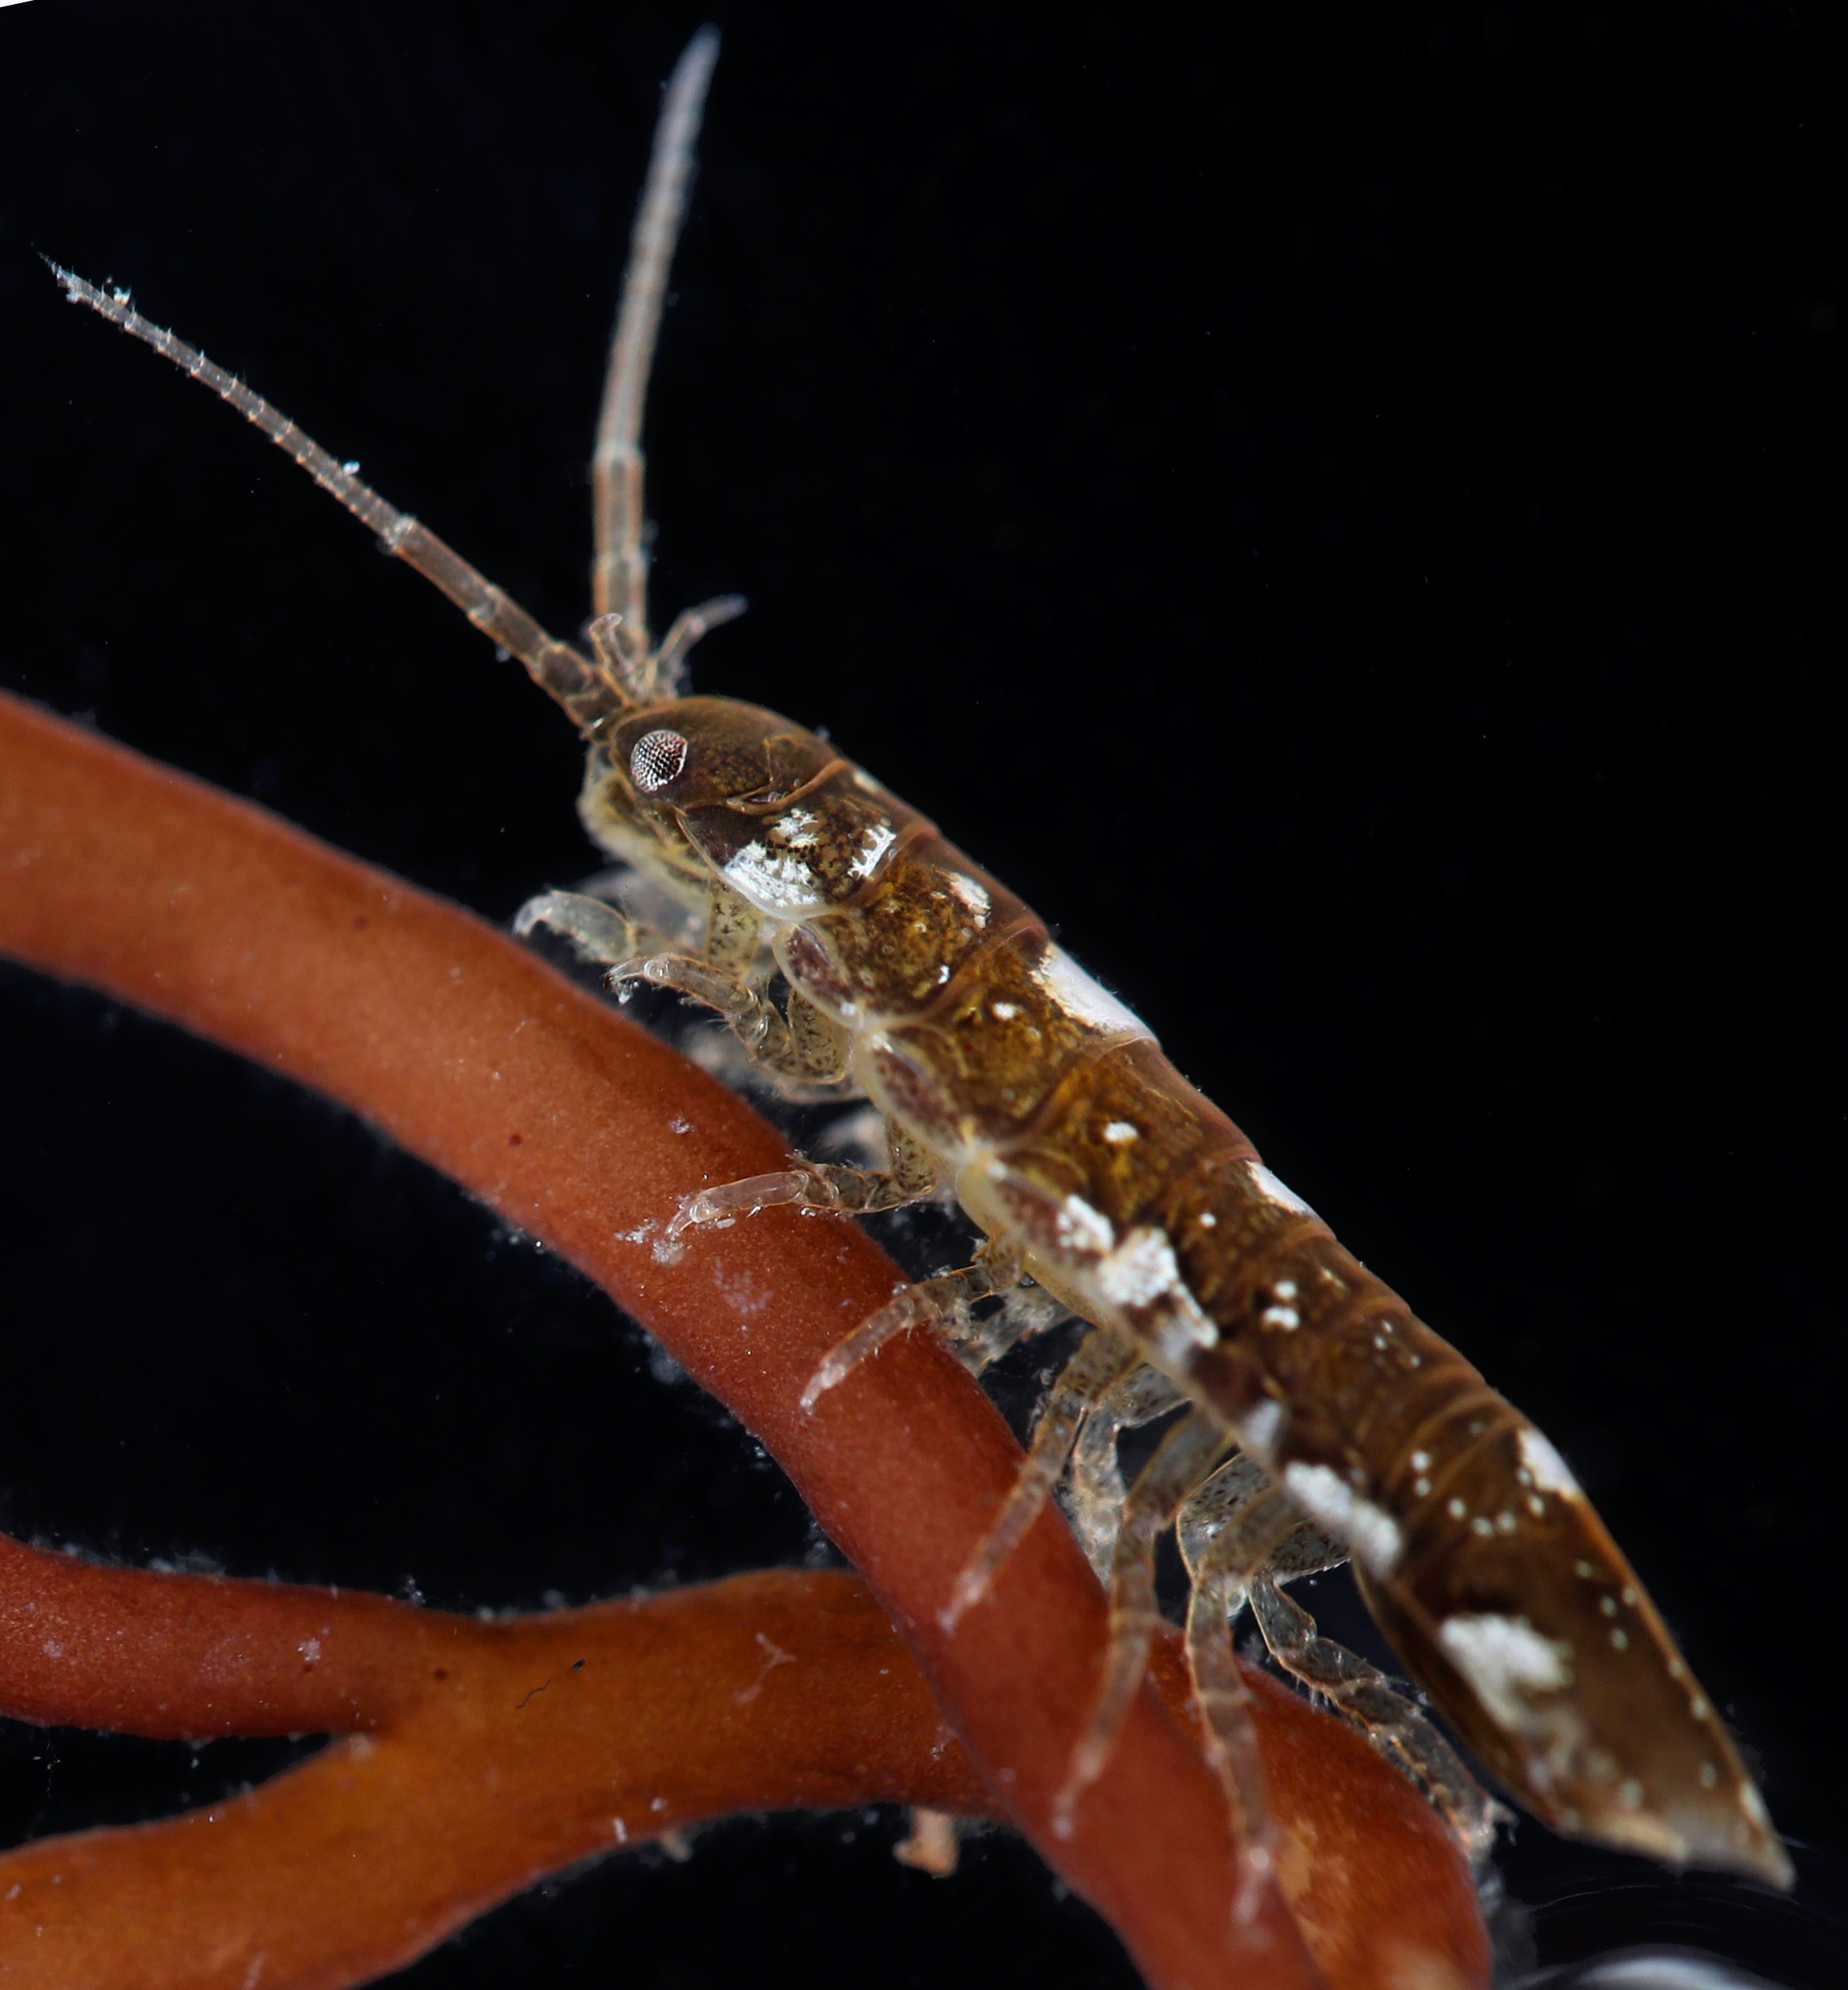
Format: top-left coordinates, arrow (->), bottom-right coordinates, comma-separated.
629,728 -> 690,794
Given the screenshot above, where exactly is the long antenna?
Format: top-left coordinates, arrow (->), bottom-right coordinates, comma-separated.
591,27 -> 720,647
45,261 -> 618,734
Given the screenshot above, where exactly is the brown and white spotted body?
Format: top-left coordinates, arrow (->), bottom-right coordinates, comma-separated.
50,26 -> 1791,1918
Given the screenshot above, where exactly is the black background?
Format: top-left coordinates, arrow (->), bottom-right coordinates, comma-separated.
0,1 -> 1841,1983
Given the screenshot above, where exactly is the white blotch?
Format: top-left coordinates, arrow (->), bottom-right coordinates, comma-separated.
42,1641 -> 64,1660
1102,1120 -> 1139,1145
1096,1227 -> 1181,1309
297,1637 -> 321,1665
1197,1210 -> 1217,1228
991,1000 -> 1019,1020
1699,1762 -> 1719,1789
770,806 -> 821,848
1438,1614 -> 1575,1733
1413,1476 -> 1433,1497
1274,1278 -> 1298,1301
948,873 -> 991,922
723,840 -> 829,915
1261,1304 -> 1301,1331
1241,1399 -> 1283,1459
1447,1497 -> 1468,1520
1609,1628 -> 1629,1651
1030,945 -> 1151,1037
1517,1426 -> 1580,1497
849,821 -> 899,881
1248,1162 -> 1316,1218
1282,1462 -> 1402,1577
1054,1195 -> 1114,1257
1410,1450 -> 1431,1471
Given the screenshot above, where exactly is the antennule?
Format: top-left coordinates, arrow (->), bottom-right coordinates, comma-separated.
44,259 -> 619,731
591,26 -> 721,636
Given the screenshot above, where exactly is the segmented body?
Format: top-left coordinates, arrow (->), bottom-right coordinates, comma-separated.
584,691 -> 1781,1878
51,25 -> 1789,1906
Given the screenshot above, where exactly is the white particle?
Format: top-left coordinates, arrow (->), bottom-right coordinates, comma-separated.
1102,1120 -> 1139,1145
1274,1279 -> 1298,1301
991,1000 -> 1019,1019
1197,1210 -> 1217,1228
1410,1450 -> 1431,1471
1261,1304 -> 1300,1331
1447,1497 -> 1468,1520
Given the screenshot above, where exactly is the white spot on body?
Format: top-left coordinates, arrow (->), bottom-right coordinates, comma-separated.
947,873 -> 991,922
991,1000 -> 1019,1020
849,821 -> 898,881
770,806 -> 821,849
1438,1614 -> 1576,1731
1517,1426 -> 1581,1497
723,840 -> 829,915
1281,1462 -> 1402,1577
1030,946 -> 1151,1038
1248,1162 -> 1317,1218
1102,1120 -> 1139,1145
1055,1194 -> 1115,1257
1241,1399 -> 1283,1459
1096,1226 -> 1177,1308
1261,1305 -> 1300,1331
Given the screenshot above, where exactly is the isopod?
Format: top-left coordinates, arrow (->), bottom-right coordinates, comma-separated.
42,20 -> 1795,1937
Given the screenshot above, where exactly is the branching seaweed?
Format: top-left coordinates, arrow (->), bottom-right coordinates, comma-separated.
0,689 -> 1488,1988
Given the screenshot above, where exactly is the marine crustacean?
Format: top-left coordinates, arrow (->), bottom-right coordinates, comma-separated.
47,24 -> 1792,1935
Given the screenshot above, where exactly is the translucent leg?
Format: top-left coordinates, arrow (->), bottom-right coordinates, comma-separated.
513,889 -> 641,966
1248,1577 -> 1505,1865
1064,1364 -> 1186,1581
1180,1486 -> 1298,1922
940,1327 -> 1141,1629
937,1279 -> 1068,1379
1055,1410 -> 1234,1837
607,952 -> 849,1088
801,1234 -> 1023,1413
659,1116 -> 938,1263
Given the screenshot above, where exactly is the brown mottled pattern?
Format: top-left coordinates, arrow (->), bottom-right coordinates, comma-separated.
595,695 -> 1782,1880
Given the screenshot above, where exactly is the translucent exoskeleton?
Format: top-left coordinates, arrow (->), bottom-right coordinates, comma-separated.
49,23 -> 1793,1928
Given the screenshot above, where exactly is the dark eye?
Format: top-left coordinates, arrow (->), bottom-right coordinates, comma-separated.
629,728 -> 689,793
